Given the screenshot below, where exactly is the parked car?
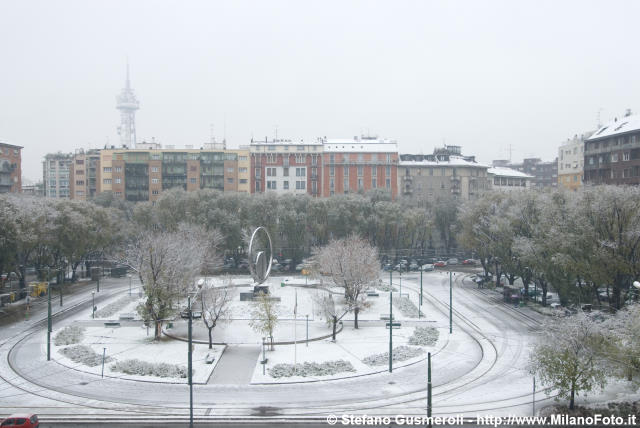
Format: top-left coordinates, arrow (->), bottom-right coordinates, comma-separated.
0,414 -> 39,428
409,263 -> 419,271
421,264 -> 434,271
382,263 -> 393,272
295,264 -> 304,272
434,261 -> 447,267
462,259 -> 476,265
446,258 -> 459,265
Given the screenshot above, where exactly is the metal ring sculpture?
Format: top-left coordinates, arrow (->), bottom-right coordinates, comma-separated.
248,227 -> 273,284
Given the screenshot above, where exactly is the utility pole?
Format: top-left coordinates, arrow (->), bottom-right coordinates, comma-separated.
306,314 -> 309,347
389,289 -> 393,373
399,265 -> 402,297
92,291 -> 95,319
532,377 -> 536,416
101,348 -> 106,378
427,352 -> 432,428
419,266 -> 423,318
449,271 -> 453,334
47,280 -> 51,361
59,269 -> 63,307
188,296 -> 194,428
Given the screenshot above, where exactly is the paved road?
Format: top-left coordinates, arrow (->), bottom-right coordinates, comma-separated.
209,345 -> 261,384
1,271 -> 558,422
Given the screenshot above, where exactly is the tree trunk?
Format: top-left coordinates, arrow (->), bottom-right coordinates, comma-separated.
354,307 -> 359,329
269,334 -> 274,351
541,280 -> 548,307
495,261 -> 501,288
569,380 -> 575,410
523,278 -> 530,302
19,265 -> 26,289
208,327 -> 213,349
154,321 -> 161,340
332,316 -> 337,341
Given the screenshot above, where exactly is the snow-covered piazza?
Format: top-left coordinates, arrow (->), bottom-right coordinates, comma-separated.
2,264 -> 639,427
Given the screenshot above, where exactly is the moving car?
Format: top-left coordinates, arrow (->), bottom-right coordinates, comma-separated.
421,264 -> 434,271
462,259 -> 476,265
434,261 -> 447,267
0,414 -> 39,428
409,262 -> 420,271
446,258 -> 459,265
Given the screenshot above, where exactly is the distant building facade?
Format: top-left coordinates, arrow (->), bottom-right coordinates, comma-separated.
399,146 -> 489,201
250,138 -> 323,196
70,149 -> 101,200
322,136 -> 398,199
492,158 -> 558,188
488,166 -> 533,191
584,112 -> 640,185
557,132 -> 593,191
43,152 -> 72,198
0,141 -> 22,193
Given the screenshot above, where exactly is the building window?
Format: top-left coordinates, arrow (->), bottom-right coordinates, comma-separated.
227,178 -> 234,183
103,179 -> 112,185
386,166 -> 391,176
239,156 -> 248,161
357,178 -> 363,189
296,167 -> 306,177
386,154 -> 391,163
311,155 -> 318,165
330,167 -> 334,177
372,167 -> 377,177
115,167 -> 122,172
240,179 -> 248,184
624,152 -> 630,161
344,180 -> 349,192
372,178 -> 377,188
255,181 -> 261,192
358,153 -> 364,162
283,167 -> 289,177
152,167 -> 159,173
103,167 -> 112,173
76,170 -> 84,175
357,166 -> 363,177
611,153 -> 618,162
267,167 -> 276,177
312,181 -> 317,193
255,168 -> 261,178
75,180 -> 84,185
190,178 -> 197,184
267,154 -> 276,163
295,154 -> 305,163
114,191 -> 122,196
152,178 -> 159,184
344,166 -> 349,177
386,178 -> 391,188
76,159 -> 84,165
283,181 -> 289,190
296,181 -> 306,190
297,146 -> 305,151
152,190 -> 159,195
330,179 -> 335,189
227,168 -> 234,173
115,178 -> 121,184
267,181 -> 276,190
239,167 -> 248,173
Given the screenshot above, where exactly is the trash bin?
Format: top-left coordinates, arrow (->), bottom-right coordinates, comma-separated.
519,301 -> 525,307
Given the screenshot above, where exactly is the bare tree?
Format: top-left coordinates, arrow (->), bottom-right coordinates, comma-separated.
127,223 -> 218,340
200,277 -> 235,349
313,291 -> 343,341
315,235 -> 379,329
249,291 -> 279,350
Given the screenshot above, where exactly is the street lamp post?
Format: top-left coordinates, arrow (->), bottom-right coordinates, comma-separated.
389,289 -> 393,373
449,271 -> 453,334
47,280 -> 51,361
188,296 -> 194,428
128,274 -> 132,296
92,291 -> 95,319
306,314 -> 309,347
419,265 -> 423,319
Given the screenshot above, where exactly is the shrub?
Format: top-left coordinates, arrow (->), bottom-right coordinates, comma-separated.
111,359 -> 188,378
60,345 -> 111,367
54,326 -> 85,346
363,345 -> 424,366
392,296 -> 424,318
409,326 -> 439,346
268,360 -> 355,378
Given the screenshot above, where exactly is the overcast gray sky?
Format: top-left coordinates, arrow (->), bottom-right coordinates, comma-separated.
1,0 -> 638,182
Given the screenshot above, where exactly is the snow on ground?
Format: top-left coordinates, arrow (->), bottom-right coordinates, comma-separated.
250,324 -> 446,383
50,325 -> 223,384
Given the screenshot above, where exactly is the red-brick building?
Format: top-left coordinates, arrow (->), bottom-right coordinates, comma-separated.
321,137 -> 398,199
0,141 -> 22,193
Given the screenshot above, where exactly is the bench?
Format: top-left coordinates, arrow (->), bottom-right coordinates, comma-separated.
366,292 -> 379,297
385,322 -> 402,329
104,321 -> 121,328
380,314 -> 395,321
119,313 -> 135,320
205,353 -> 216,364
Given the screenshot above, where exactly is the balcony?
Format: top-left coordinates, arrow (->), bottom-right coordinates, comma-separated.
402,175 -> 412,182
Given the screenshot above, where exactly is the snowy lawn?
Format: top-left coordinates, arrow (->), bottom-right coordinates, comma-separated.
250,324 -> 444,383
51,325 -> 224,384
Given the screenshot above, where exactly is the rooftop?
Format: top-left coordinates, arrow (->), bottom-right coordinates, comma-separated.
323,137 -> 397,153
399,155 -> 487,168
587,113 -> 640,141
0,139 -> 23,149
488,167 -> 534,178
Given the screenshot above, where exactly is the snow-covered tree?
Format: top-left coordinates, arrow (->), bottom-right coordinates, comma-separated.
529,313 -> 608,409
602,304 -> 640,384
315,235 -> 379,329
249,291 -> 279,350
127,223 -> 216,340
200,277 -> 235,349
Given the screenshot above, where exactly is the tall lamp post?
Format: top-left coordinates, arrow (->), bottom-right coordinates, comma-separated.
187,295 -> 194,428
419,265 -> 423,319
92,291 -> 95,319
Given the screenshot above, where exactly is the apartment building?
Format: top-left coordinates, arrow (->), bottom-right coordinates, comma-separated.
93,147 -> 250,202
250,138 -> 323,196
399,146 -> 489,201
0,141 -> 22,193
43,152 -> 72,198
321,136 -> 398,198
70,149 -> 101,200
584,112 -> 640,185
557,132 -> 593,191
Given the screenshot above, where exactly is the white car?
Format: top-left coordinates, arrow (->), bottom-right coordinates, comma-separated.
421,264 -> 434,271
